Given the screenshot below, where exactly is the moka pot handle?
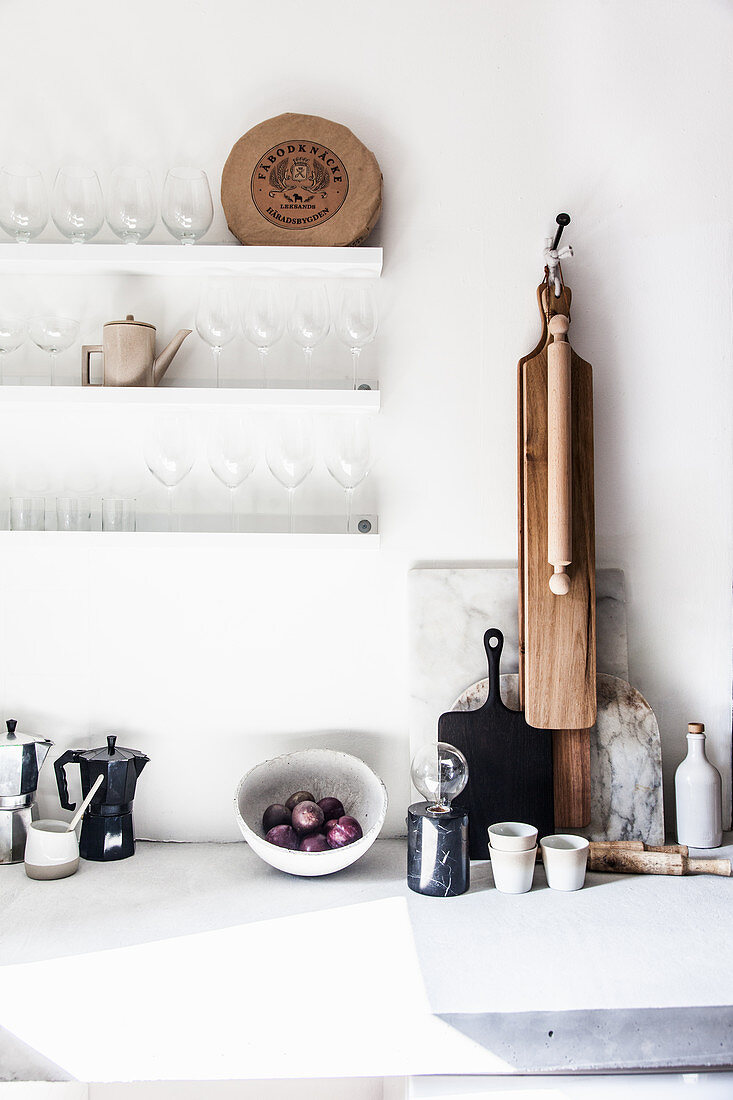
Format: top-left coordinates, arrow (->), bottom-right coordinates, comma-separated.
54,750 -> 80,811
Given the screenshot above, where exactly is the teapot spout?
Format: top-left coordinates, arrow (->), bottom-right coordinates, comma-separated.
153,329 -> 192,386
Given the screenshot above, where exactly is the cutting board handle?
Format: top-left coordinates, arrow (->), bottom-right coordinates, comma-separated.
481,629 -> 504,708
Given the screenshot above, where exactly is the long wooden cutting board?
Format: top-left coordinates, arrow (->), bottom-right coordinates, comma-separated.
519,281 -> 595,826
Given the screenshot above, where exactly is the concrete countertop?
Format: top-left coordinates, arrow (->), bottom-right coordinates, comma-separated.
1,837 -> 732,1081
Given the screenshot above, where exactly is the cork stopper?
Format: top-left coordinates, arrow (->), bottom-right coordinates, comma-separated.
688,723 -> 705,734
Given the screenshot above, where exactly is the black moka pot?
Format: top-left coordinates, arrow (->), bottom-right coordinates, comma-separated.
55,735 -> 149,861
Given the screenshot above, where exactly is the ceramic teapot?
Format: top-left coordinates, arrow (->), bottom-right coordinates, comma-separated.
82,315 -> 191,387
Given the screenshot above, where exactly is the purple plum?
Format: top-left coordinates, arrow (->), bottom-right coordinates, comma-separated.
326,816 -> 363,848
299,834 -> 330,852
262,803 -> 291,833
291,800 -> 325,836
285,790 -> 316,811
317,797 -> 346,822
265,824 -> 300,850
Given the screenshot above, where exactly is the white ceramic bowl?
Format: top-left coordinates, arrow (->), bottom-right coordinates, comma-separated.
488,821 -> 538,852
234,749 -> 388,877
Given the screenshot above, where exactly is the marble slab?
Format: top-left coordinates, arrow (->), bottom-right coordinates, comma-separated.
409,567 -> 664,844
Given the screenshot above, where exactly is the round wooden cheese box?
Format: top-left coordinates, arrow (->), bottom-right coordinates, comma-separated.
221,113 -> 383,247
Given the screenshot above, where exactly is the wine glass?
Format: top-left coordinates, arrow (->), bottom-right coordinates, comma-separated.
196,280 -> 238,387
0,316 -> 26,382
243,282 -> 285,387
208,413 -> 258,530
266,414 -> 315,534
335,282 -> 378,389
144,414 -> 196,531
288,282 -> 330,387
107,166 -> 156,244
324,415 -> 373,532
51,166 -> 104,243
28,316 -> 79,385
161,167 -> 213,245
0,165 -> 47,242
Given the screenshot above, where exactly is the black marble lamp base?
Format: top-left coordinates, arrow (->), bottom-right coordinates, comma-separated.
407,802 -> 469,897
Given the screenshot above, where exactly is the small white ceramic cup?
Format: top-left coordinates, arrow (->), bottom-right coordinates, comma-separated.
488,821 -> 538,852
489,844 -> 537,894
540,834 -> 590,891
24,819 -> 79,880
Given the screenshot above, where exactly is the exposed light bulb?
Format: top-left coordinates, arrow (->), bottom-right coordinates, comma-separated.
410,741 -> 468,814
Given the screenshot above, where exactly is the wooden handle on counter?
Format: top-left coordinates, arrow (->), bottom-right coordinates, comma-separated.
547,314 -> 572,595
588,844 -> 732,876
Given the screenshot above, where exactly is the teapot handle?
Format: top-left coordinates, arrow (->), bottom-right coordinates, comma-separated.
54,750 -> 80,811
81,345 -> 103,387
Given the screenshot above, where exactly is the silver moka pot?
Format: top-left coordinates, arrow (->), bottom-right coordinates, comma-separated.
0,720 -> 53,863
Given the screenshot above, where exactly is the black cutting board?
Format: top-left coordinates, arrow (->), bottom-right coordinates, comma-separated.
438,628 -> 554,859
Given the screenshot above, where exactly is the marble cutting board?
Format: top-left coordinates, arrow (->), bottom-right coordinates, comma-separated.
409,568 -> 664,845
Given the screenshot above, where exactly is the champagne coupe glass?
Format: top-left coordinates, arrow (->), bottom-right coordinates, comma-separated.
51,166 -> 104,243
0,316 -> 26,382
207,413 -> 258,530
144,414 -> 196,531
266,413 -> 315,534
161,167 -> 213,245
243,282 -> 285,387
0,165 -> 47,242
324,414 -> 373,532
196,279 -> 238,387
335,281 -> 378,389
107,166 -> 156,244
288,282 -> 330,387
28,316 -> 79,385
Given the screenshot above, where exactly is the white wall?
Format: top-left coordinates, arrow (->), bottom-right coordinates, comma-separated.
0,0 -> 730,838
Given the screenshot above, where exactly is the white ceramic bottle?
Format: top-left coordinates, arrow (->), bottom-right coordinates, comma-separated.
675,723 -> 723,848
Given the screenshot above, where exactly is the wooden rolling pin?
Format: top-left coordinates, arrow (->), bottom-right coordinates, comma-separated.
592,840 -> 688,855
588,844 -> 731,877
547,314 -> 572,596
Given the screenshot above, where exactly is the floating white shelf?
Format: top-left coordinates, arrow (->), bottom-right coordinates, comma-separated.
0,244 -> 383,278
0,383 -> 380,409
0,515 -> 380,549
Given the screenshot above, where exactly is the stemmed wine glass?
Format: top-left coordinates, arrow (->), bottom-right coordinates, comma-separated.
288,282 -> 330,387
196,280 -> 238,387
0,165 -> 47,242
335,282 -> 378,389
243,282 -> 285,387
0,317 -> 26,383
51,166 -> 104,243
208,413 -> 258,530
266,413 -> 315,534
107,167 -> 156,244
324,415 -> 373,532
144,414 -> 196,531
28,316 -> 79,385
161,168 -> 213,245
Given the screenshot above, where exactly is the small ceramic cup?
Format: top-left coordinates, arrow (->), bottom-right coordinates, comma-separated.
540,834 -> 590,891
489,844 -> 537,894
488,821 -> 538,852
24,819 -> 79,880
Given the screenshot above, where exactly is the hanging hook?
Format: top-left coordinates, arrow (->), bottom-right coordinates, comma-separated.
544,213 -> 573,297
552,213 -> 571,250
